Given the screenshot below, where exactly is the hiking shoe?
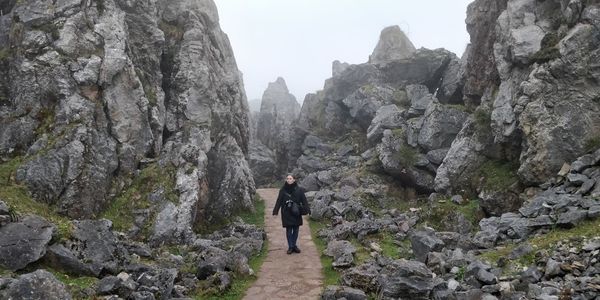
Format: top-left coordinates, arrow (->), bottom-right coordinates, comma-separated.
287,249 -> 293,255
293,247 -> 301,253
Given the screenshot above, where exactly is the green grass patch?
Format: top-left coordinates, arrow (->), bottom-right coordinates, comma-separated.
101,162 -> 177,237
422,199 -> 483,231
48,268 -> 97,299
238,194 -> 265,227
196,194 -> 265,234
477,160 -> 518,191
474,108 -> 491,132
584,135 -> 600,153
0,47 -> 9,61
0,157 -> 73,241
309,219 -> 340,287
34,106 -> 55,136
480,217 -> 600,275
393,144 -> 418,167
531,32 -> 563,63
444,104 -> 468,112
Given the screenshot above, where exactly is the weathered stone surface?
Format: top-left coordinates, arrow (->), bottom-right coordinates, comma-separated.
1,0 -> 255,231
255,77 -> 301,176
0,215 -> 55,271
417,101 -> 469,152
248,141 -> 277,187
71,219 -> 126,274
369,25 -> 416,64
325,240 -> 357,268
1,269 -> 72,300
43,244 -> 101,276
410,230 -> 445,263
322,285 -> 368,300
332,60 -> 350,77
367,105 -> 404,145
377,259 -> 442,299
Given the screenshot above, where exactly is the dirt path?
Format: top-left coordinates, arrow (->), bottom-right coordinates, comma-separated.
243,188 -> 324,300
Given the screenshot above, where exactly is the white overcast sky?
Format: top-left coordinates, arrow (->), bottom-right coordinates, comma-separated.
214,0 -> 473,103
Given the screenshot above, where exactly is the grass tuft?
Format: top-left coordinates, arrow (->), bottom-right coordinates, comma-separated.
101,163 -> 177,237
309,220 -> 340,287
0,157 -> 73,240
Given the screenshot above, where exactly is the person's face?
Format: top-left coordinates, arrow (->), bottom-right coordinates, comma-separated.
286,176 -> 295,184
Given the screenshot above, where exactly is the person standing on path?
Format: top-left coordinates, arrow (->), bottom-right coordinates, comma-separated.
272,174 -> 310,255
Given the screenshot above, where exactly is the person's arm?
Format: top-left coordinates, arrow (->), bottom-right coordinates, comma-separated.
273,191 -> 282,215
301,190 -> 310,215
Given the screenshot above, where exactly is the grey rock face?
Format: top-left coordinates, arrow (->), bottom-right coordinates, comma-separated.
434,118 -> 489,194
332,60 -> 350,77
417,101 -> 469,152
517,23 -> 600,184
410,230 -> 445,263
71,219 -> 126,274
377,129 -> 434,192
1,0 -> 255,232
0,215 -> 55,271
463,0 -> 506,102
366,105 -> 405,145
248,141 -> 277,187
369,25 -> 416,64
43,244 -> 101,276
342,85 -> 396,130
255,77 -> 301,176
1,269 -> 72,300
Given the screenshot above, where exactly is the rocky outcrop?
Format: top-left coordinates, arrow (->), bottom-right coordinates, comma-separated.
252,77 -> 301,183
0,215 -> 55,271
436,0 -> 600,195
0,0 -> 254,243
369,25 -> 416,64
1,269 -> 72,300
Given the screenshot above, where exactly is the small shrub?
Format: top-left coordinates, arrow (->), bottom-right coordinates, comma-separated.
584,135 -> 600,153
101,162 -> 177,237
474,108 -> 491,132
531,47 -> 560,63
0,157 -> 74,240
393,144 -> 418,167
96,0 -> 105,15
0,47 -> 9,61
159,20 -> 185,41
393,89 -> 410,107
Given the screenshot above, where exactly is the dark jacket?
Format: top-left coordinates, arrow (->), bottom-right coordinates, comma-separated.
272,183 -> 310,227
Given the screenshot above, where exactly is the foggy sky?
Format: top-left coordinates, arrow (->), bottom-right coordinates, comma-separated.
214,0 -> 473,103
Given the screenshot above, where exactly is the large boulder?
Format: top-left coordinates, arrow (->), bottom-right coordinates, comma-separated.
369,25 -> 416,64
0,215 -> 55,271
366,105 -> 405,145
377,259 -> 444,299
417,101 -> 469,152
1,269 -> 72,300
70,219 -> 127,274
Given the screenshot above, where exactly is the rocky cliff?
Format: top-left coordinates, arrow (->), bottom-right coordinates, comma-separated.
0,0 -> 254,244
250,77 -> 301,186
